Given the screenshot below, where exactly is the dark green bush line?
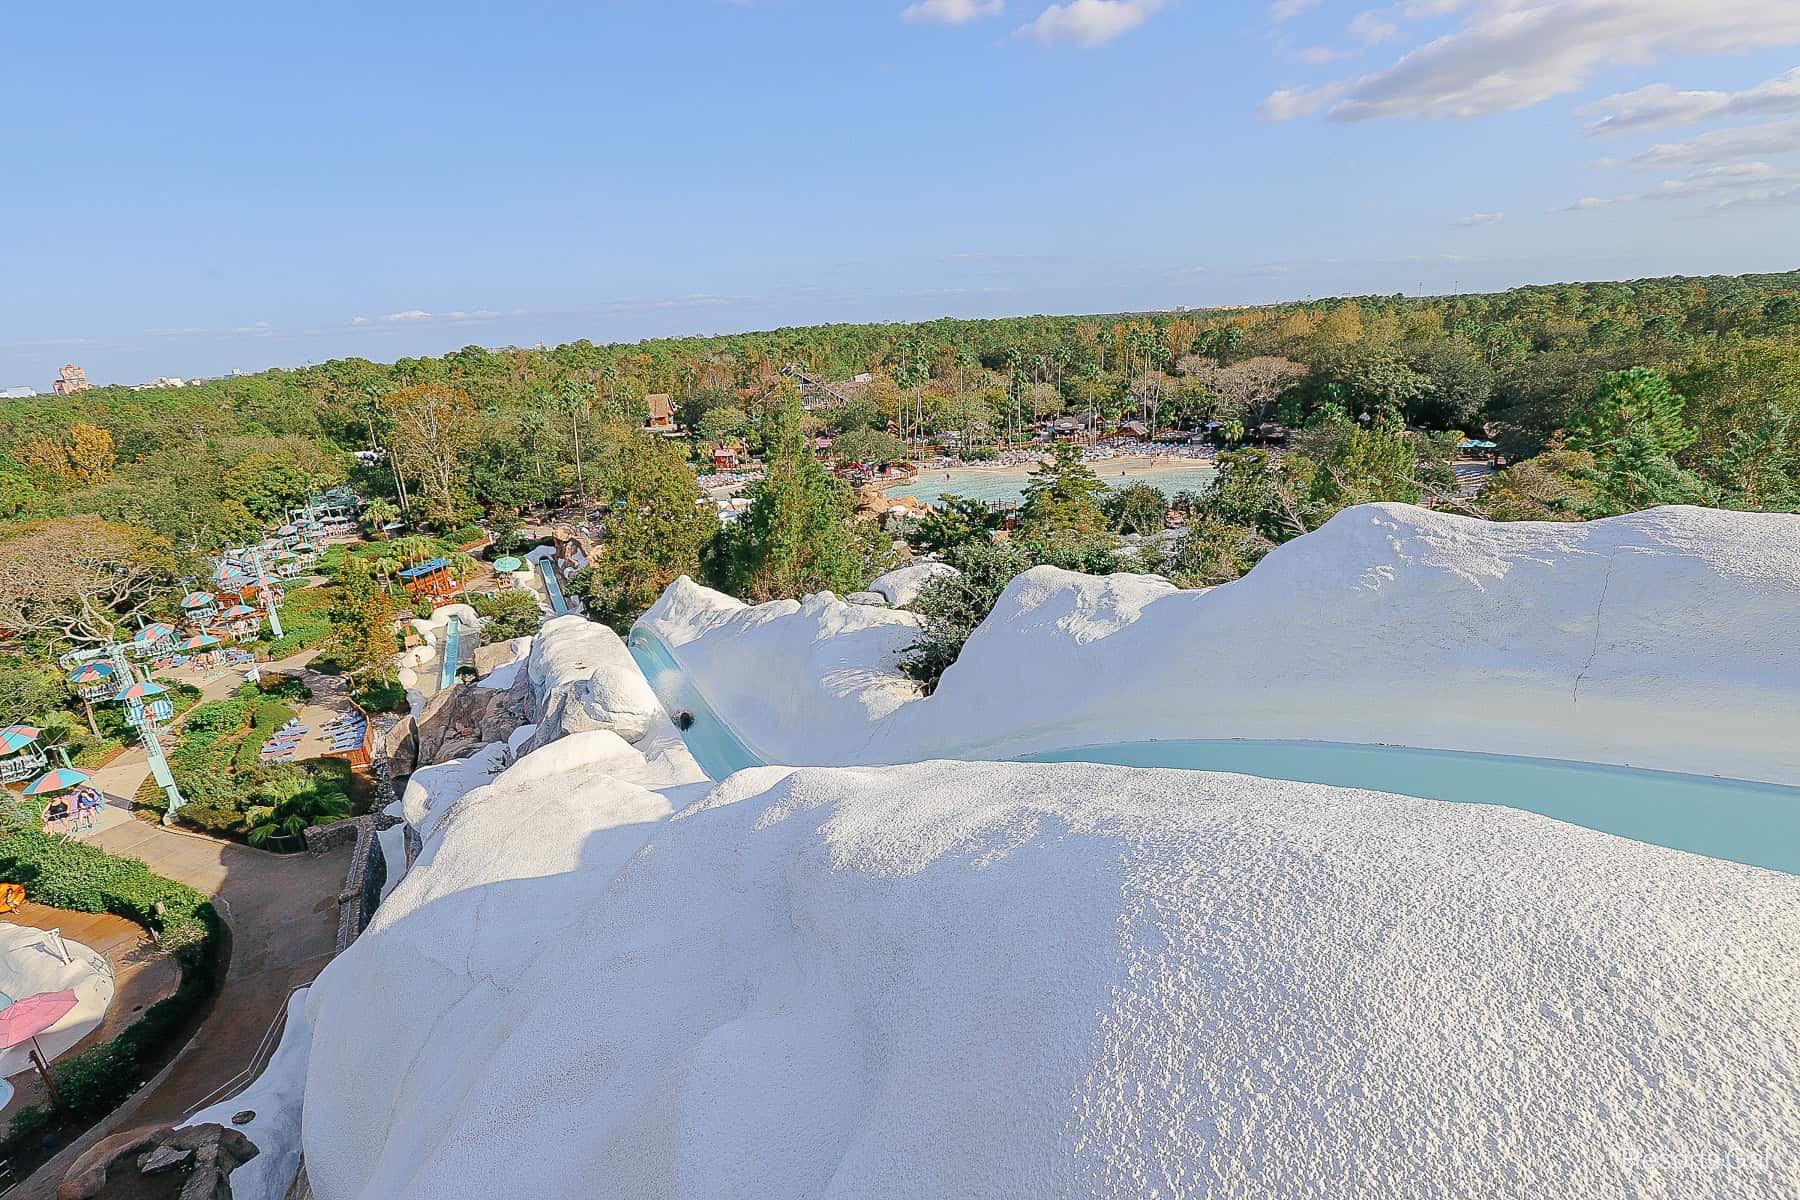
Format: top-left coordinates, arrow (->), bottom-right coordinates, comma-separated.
0,830 -> 226,1154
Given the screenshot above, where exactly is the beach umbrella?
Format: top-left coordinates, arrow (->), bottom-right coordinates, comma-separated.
0,991 -> 78,1051
0,990 -> 80,1105
1,726 -> 43,754
23,768 -> 88,796
493,556 -> 524,574
221,604 -> 257,620
179,634 -> 222,651
67,661 -> 115,685
136,622 -> 177,643
179,592 -> 215,610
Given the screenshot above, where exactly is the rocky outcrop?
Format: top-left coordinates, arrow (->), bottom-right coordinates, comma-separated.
411,665 -> 534,769
58,1123 -> 257,1199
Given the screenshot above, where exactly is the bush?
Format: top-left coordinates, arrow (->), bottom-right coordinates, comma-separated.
0,829 -> 214,947
0,832 -> 225,1150
353,675 -> 409,714
446,523 -> 488,547
472,589 -> 541,641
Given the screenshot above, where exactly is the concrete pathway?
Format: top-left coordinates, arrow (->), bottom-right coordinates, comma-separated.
10,811 -> 348,1199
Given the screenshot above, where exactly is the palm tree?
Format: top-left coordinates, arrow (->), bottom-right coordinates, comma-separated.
558,379 -> 595,498
245,778 -> 350,848
361,498 -> 399,539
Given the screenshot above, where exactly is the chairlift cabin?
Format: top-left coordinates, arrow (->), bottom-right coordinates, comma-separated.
179,591 -> 218,627
399,557 -> 460,602
217,604 -> 261,641
133,622 -> 179,661
66,660 -> 118,704
114,679 -> 176,727
0,726 -> 48,787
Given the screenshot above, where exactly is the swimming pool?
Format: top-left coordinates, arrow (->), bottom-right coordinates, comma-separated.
626,628 -> 764,781
1023,740 -> 1800,876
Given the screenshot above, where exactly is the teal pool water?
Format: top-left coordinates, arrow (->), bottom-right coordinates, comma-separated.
1022,740 -> 1800,875
627,628 -> 763,780
620,642 -> 1798,874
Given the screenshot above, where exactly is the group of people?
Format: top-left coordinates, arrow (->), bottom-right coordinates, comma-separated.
43,784 -> 105,835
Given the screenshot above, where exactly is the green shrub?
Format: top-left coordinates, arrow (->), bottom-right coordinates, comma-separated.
446,523 -> 487,547
0,832 -> 225,1151
353,675 -> 408,714
472,589 -> 541,641
0,830 -> 214,945
1,1104 -> 53,1155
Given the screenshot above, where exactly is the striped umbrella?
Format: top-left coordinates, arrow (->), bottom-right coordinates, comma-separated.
0,726 -> 42,754
136,622 -> 177,643
179,634 -> 221,651
221,604 -> 258,619
179,592 -> 216,610
67,661 -> 116,685
114,679 -> 169,703
24,768 -> 88,796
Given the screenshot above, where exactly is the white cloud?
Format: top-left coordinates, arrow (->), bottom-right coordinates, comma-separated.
1566,161 -> 1800,211
1632,118 -> 1800,168
384,309 -> 434,322
1258,83 -> 1344,119
1016,0 -> 1165,46
1298,45 -> 1351,64
1349,10 -> 1398,44
1580,67 -> 1800,135
1270,0 -> 1323,19
1263,1 -> 1800,121
901,0 -> 1004,24
1455,211 -> 1504,226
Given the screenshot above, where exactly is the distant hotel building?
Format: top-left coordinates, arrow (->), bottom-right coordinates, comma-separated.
0,385 -> 34,399
52,364 -> 92,395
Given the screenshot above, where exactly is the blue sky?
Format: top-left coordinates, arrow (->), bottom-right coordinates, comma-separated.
4,0 -> 1799,386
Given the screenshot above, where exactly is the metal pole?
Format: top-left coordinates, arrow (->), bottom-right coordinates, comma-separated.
251,548 -> 283,639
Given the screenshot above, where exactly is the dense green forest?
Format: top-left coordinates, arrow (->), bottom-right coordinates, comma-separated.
3,267 -> 1798,697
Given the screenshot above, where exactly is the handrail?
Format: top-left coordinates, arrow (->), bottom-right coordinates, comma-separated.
183,983 -> 311,1117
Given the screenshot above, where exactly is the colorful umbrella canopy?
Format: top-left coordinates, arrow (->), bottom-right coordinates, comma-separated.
277,525 -> 298,536
24,769 -> 88,797
0,991 -> 79,1051
180,592 -> 216,609
493,556 -> 524,573
0,726 -> 42,754
179,634 -> 221,650
67,661 -> 116,685
136,622 -> 177,642
114,679 -> 169,702
221,604 -> 258,619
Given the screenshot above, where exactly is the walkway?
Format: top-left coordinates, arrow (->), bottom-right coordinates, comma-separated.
84,649 -> 333,835
10,813 -> 348,1199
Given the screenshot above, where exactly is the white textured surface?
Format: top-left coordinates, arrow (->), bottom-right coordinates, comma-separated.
641,581 -> 922,763
184,988 -> 313,1200
641,505 -> 1800,784
0,925 -> 114,1076
523,615 -> 663,749
869,561 -> 959,607
301,758 -> 1800,1198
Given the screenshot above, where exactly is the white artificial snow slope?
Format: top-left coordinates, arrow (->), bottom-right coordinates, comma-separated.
301,758 -> 1800,1198
868,561 -> 958,607
640,504 -> 1800,784
642,580 -> 923,763
522,615 -> 664,749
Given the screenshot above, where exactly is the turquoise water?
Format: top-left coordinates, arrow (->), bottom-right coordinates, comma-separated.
626,629 -> 763,780
621,641 -> 1799,874
888,463 -> 1217,507
1022,740 -> 1800,875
